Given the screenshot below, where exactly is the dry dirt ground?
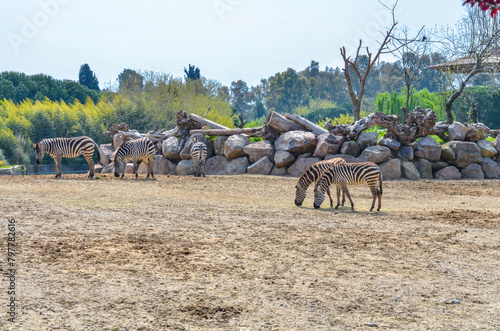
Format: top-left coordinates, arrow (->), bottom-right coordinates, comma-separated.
0,173 -> 499,330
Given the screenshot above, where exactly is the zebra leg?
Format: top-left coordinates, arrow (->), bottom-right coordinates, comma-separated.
85,155 -> 95,179
133,160 -> 139,180
149,158 -> 155,179
55,155 -> 62,179
341,183 -> 355,211
120,161 -> 126,179
201,161 -> 206,178
335,185 -> 341,209
369,186 -> 377,212
327,188 -> 333,208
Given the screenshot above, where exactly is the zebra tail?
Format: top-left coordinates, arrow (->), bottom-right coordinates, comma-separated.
95,143 -> 107,166
379,174 -> 383,196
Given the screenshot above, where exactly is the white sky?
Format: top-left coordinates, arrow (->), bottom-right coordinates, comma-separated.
0,0 -> 466,88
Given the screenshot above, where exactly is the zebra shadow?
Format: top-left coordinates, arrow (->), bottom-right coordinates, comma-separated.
298,205 -> 388,215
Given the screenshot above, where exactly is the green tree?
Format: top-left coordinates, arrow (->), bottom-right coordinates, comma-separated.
184,64 -> 201,81
118,69 -> 144,93
78,63 -> 100,91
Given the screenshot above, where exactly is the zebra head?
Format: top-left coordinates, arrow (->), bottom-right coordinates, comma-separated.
313,182 -> 327,209
294,182 -> 306,206
33,141 -> 44,165
113,155 -> 125,177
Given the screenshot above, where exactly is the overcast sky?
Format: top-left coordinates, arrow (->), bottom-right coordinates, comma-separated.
1,0 -> 466,89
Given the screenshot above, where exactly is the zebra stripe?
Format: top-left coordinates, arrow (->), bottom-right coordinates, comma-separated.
295,158 -> 347,207
191,140 -> 208,177
34,136 -> 104,179
113,138 -> 155,179
313,162 -> 382,212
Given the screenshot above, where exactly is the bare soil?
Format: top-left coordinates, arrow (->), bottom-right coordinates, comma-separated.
0,174 -> 499,330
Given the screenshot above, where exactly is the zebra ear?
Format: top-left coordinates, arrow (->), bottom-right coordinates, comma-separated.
33,143 -> 37,148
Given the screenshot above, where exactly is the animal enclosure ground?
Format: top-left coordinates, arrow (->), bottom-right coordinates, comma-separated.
0,174 -> 499,330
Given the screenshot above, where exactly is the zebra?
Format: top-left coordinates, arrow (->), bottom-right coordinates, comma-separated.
190,136 -> 208,177
112,137 -> 155,180
295,158 -> 347,207
313,162 -> 382,212
34,136 -> 106,179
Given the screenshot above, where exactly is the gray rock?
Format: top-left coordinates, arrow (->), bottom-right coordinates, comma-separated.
398,145 -> 414,161
176,159 -> 195,176
274,151 -> 296,168
477,139 -> 497,157
356,132 -> 378,151
324,154 -> 362,163
494,135 -> 500,154
100,143 -> 114,160
243,140 -> 274,163
450,141 -> 482,168
414,136 -> 442,162
162,137 -> 182,160
297,153 -> 313,159
401,161 -> 420,180
313,134 -> 343,158
274,131 -> 316,156
447,121 -> 468,141
378,137 -> 401,151
359,146 -> 392,164
214,136 -> 228,156
101,163 -> 115,174
340,141 -> 361,157
287,157 -> 321,177
379,158 -> 401,180
247,156 -> 274,175
431,161 -> 449,172
270,166 -> 288,176
94,164 -> 103,174
153,155 -> 177,175
461,163 -> 484,179
224,134 -> 250,160
441,142 -> 456,163
481,157 -> 500,179
414,158 -> 433,179
435,166 -> 461,180
205,155 -> 230,175
227,157 -> 249,175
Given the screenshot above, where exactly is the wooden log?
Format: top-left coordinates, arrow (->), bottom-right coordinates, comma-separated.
189,127 -> 265,137
284,114 -> 328,136
266,111 -> 307,132
189,113 -> 229,130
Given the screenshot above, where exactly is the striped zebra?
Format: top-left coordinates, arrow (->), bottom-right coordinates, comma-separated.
313,162 -> 382,212
190,136 -> 208,177
295,158 -> 347,207
34,136 -> 105,179
112,137 -> 155,180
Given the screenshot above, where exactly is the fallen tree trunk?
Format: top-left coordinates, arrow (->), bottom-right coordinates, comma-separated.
190,127 -> 264,137
189,113 -> 229,130
266,111 -> 307,133
284,114 -> 328,136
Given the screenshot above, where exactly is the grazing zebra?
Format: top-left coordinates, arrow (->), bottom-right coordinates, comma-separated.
34,136 -> 105,179
313,162 -> 382,212
295,158 -> 347,207
112,137 -> 155,180
190,136 -> 208,177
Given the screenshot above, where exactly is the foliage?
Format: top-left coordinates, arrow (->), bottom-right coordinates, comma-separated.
78,64 -> 100,91
0,71 -> 100,104
184,65 -> 201,81
118,69 -> 144,93
447,85 -> 500,128
464,0 -> 500,16
316,111 -> 370,127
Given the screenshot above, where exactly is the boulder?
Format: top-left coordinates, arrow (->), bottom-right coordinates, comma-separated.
162,137 -> 182,160
378,137 -> 401,151
477,139 -> 497,157
274,151 -> 296,168
325,154 -> 362,163
379,158 -> 401,180
401,161 -> 420,180
100,143 -> 115,160
214,136 -> 229,156
447,122 -> 468,141
247,156 -> 274,175
431,161 -> 449,172
450,142 -> 482,168
313,134 -> 343,158
359,146 -> 392,164
176,159 -> 195,176
481,157 -> 500,179
101,163 -> 115,174
113,134 -> 124,149
398,145 -> 414,161
494,135 -> 500,154
441,142 -> 456,163
414,158 -> 433,179
297,153 -> 313,159
340,141 -> 361,157
153,155 -> 176,175
274,131 -> 316,156
227,157 -> 249,175
414,136 -> 442,162
94,164 -> 103,174
224,135 -> 250,160
461,163 -> 484,179
270,166 -> 288,176
356,132 -> 378,151
287,157 -> 321,177
205,155 -> 230,175
243,140 -> 274,163
435,166 -> 461,180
